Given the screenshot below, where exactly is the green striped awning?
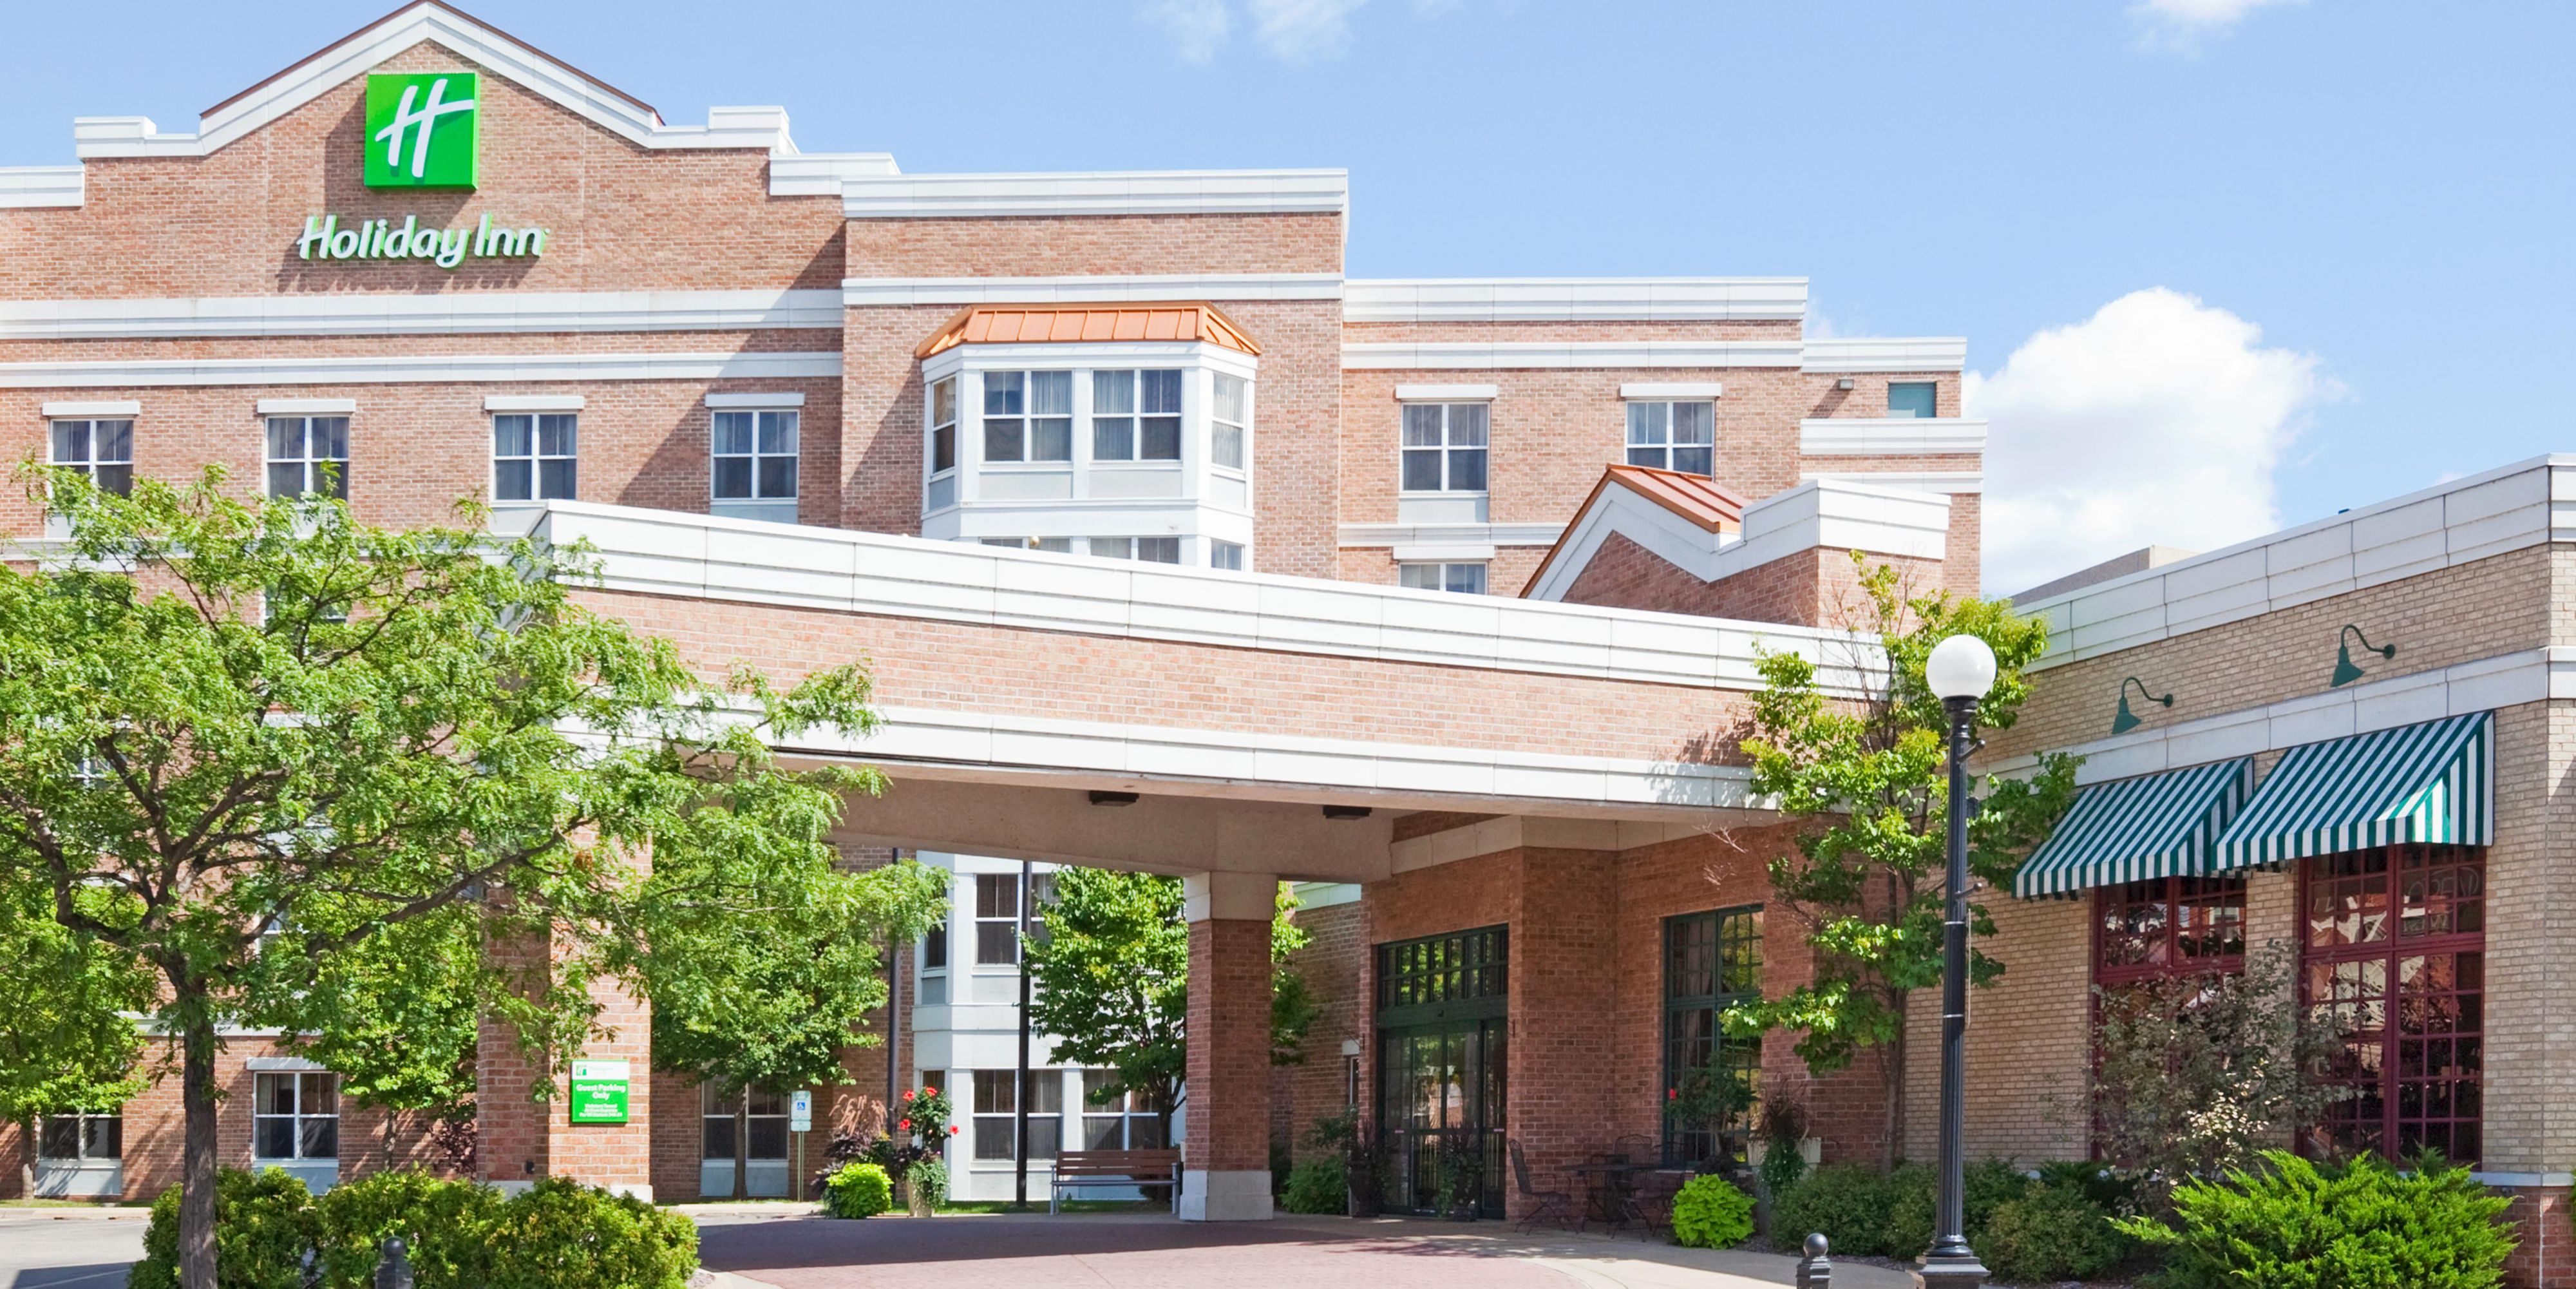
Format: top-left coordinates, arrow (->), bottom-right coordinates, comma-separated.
2208,711 -> 2494,873
2014,757 -> 2253,899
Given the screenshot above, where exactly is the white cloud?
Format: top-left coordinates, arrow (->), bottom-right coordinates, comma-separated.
2131,0 -> 2300,46
1973,287 -> 2336,596
1143,0 -> 1234,62
1249,0 -> 1369,62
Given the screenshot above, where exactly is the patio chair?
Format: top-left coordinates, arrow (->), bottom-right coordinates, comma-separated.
1508,1139 -> 1577,1234
1621,1170 -> 1688,1242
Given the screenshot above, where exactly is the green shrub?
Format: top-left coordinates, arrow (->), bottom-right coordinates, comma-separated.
1982,1186 -> 2132,1284
482,1177 -> 697,1289
1282,1158 -> 1346,1215
313,1168 -> 502,1289
2033,1159 -> 2143,1216
131,1168 -> 322,1289
2119,1150 -> 2515,1289
1671,1175 -> 1756,1249
824,1163 -> 894,1219
1772,1163 -> 1899,1257
907,1158 -> 949,1212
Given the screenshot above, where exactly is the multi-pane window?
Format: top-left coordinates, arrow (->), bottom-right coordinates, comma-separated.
2304,843 -> 2485,1165
265,416 -> 350,499
1625,401 -> 1714,475
1209,540 -> 1245,571
50,419 -> 133,496
494,414 -> 576,502
972,872 -> 1054,965
252,1072 -> 338,1161
2094,876 -> 2248,986
981,537 -> 1074,553
985,371 -> 1074,463
924,917 -> 947,970
1401,403 -> 1488,492
1211,374 -> 1249,471
1399,562 -> 1487,595
712,410 -> 798,504
1376,926 -> 1509,1011
1093,537 -> 1180,564
1080,1071 -> 1164,1149
1662,906 -> 1763,1167
700,1085 -> 788,1167
1887,381 -> 1938,419
37,1109 -> 121,1163
1094,370 -> 1183,463
927,377 -> 960,510
972,1069 -> 1062,1161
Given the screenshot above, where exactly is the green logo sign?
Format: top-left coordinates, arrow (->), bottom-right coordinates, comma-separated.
365,72 -> 478,189
569,1060 -> 630,1125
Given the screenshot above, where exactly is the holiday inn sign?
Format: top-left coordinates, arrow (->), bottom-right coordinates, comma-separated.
294,72 -> 549,268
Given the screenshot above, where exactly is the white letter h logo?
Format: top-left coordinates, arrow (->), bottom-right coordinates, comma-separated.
373,77 -> 476,180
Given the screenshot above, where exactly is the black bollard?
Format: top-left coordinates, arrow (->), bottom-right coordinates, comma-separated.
375,1236 -> 415,1289
1795,1232 -> 1832,1289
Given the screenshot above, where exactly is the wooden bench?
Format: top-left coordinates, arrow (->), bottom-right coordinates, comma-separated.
1049,1149 -> 1183,1214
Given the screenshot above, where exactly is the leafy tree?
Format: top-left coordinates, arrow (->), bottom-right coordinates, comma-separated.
0,468 -> 909,1289
1724,556 -> 2079,1166
1,875 -> 156,1189
1023,869 -> 1318,1138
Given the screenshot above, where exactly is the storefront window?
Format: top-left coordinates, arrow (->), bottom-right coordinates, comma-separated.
1662,906 -> 1763,1167
2094,875 -> 2247,986
2302,844 -> 2485,1165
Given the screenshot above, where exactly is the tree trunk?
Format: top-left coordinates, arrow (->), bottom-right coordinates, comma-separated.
180,1015 -> 220,1289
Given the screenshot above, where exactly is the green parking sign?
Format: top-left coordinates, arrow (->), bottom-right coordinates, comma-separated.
365,72 -> 478,189
569,1060 -> 630,1125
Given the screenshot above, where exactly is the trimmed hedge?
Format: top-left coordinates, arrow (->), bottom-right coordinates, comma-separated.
1981,1185 -> 2132,1284
2119,1151 -> 2515,1289
1282,1158 -> 1347,1215
825,1162 -> 895,1219
1671,1175 -> 1755,1249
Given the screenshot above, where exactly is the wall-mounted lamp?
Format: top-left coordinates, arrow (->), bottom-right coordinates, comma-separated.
1834,377 -> 1856,391
1321,805 -> 1373,820
2331,624 -> 2396,688
1086,790 -> 1141,807
2111,676 -> 2173,736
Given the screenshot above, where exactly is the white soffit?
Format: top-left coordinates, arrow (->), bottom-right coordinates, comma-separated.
0,289 -> 845,340
1799,338 -> 1969,373
1345,278 -> 1808,323
1799,417 -> 1988,456
842,169 -> 1349,219
1344,340 -> 1802,370
0,352 -> 839,389
1393,384 -> 1499,401
843,273 -> 1342,306
41,400 -> 140,417
256,397 -> 358,414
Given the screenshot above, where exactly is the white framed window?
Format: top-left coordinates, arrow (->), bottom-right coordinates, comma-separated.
1400,562 -> 1488,595
701,1085 -> 790,1167
974,873 -> 1022,966
1093,537 -> 1180,564
985,371 -> 1073,463
980,537 -> 1074,553
265,416 -> 349,499
1401,403 -> 1488,492
252,1072 -> 338,1161
1080,1071 -> 1164,1149
50,419 -> 134,496
38,1109 -> 122,1163
927,376 -> 960,511
1888,381 -> 1938,419
712,410 -> 798,504
1625,401 -> 1714,475
1093,370 -> 1183,463
1211,373 -> 1249,472
1209,540 -> 1244,571
972,1069 -> 1062,1163
494,414 -> 577,502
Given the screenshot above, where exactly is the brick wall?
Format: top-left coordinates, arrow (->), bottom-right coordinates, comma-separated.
1278,899 -> 1364,1161
1185,917 -> 1276,1174
1555,532 -> 1951,625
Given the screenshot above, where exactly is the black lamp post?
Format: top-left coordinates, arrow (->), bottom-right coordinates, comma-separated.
1920,633 -> 1995,1288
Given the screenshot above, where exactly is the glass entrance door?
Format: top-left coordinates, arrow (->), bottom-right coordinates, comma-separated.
1374,925 -> 1508,1217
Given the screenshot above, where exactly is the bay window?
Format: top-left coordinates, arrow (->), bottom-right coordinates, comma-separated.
927,376 -> 959,511
1094,370 -> 1183,463
1211,374 -> 1249,471
985,371 -> 1073,463
972,1069 -> 1061,1162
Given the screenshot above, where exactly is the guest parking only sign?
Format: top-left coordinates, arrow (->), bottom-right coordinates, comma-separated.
569,1060 -> 630,1125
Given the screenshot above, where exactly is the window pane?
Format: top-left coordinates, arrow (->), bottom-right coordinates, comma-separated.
977,874 -> 1018,919
1084,1117 -> 1124,1149
267,417 -> 303,461
303,1074 -> 337,1115
757,457 -> 797,499
925,922 -> 947,969
538,459 -> 577,501
974,1070 -> 1014,1114
494,415 -> 533,458
759,411 -> 798,455
1091,537 -> 1133,560
496,461 -> 534,501
1128,1116 -> 1164,1149
747,1118 -> 788,1160
977,922 -> 1019,965
88,1115 -> 121,1161
537,415 -> 577,458
1210,540 -> 1244,571
1030,372 -> 1072,416
1094,371 -> 1135,414
1627,446 -> 1667,469
1673,447 -> 1712,475
1402,405 -> 1444,447
299,1118 -> 337,1160
1628,402 -> 1667,444
1399,564 -> 1438,591
1213,374 -> 1247,423
1137,537 -> 1179,564
985,372 -> 1025,415
931,426 -> 956,473
256,1118 -> 295,1159
1401,450 -> 1443,492
703,1115 -> 737,1160
985,421 -> 1025,462
1025,1072 -> 1063,1114
713,459 -> 753,499
1213,423 -> 1243,470
39,1116 -> 80,1160
1673,402 -> 1714,444
973,1117 -> 1016,1161
1446,404 -> 1488,444
712,412 -> 754,456
311,418 -> 349,461
1444,564 -> 1487,595
1888,382 -> 1937,419
95,463 -> 133,496
268,463 -> 306,497
1094,419 -> 1134,461
95,420 -> 133,463
1448,448 -> 1488,492
1032,418 -> 1073,462
53,421 -> 89,464
1141,417 -> 1180,461
258,1074 -> 297,1115
932,377 -> 958,427
1140,370 -> 1182,415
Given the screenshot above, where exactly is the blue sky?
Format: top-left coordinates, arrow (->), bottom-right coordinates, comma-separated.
4,1 -> 2568,590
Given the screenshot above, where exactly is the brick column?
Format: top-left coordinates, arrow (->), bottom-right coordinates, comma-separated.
477,864 -> 655,1199
1181,871 -> 1276,1221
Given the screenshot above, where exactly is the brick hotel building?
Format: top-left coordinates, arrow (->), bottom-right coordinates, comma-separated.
5,7 -> 2571,1284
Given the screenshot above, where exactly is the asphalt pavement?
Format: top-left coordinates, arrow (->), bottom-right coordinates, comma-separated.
0,1210 -> 147,1289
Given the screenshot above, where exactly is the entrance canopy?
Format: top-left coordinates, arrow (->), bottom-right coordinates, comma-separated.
2013,757 -> 2251,899
2208,711 -> 2495,873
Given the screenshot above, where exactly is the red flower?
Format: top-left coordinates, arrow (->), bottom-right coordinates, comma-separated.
923,1086 -> 938,1097
949,1125 -> 960,1135
899,1118 -> 911,1130
1667,1089 -> 1678,1100
903,1090 -> 915,1102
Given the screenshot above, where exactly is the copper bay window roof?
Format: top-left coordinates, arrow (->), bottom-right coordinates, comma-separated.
914,302 -> 1264,360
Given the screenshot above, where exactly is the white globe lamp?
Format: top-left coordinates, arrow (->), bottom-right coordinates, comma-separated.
1924,634 -> 1997,703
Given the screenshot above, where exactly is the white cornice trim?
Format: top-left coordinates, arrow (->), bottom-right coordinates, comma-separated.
1524,477 -> 1950,604
0,350 -> 840,389
1392,384 -> 1499,402
841,169 -> 1349,219
0,165 -> 81,208
843,273 -> 1341,307
67,4 -> 805,166
1801,470 -> 1984,495
0,289 -> 844,340
256,397 -> 357,414
1799,337 -> 1968,373
501,499 -> 1888,699
1344,278 -> 1807,323
764,152 -> 902,196
2018,456 -> 2576,668
1989,646 -> 2576,786
1799,417 -> 1988,456
1338,522 -> 1565,549
1343,340 -> 1801,370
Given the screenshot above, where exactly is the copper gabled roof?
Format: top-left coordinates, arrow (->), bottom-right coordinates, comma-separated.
1519,465 -> 1748,597
914,303 -> 1263,360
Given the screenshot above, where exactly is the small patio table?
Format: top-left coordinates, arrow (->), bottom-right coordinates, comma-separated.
1567,1160 -> 1654,1230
